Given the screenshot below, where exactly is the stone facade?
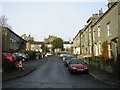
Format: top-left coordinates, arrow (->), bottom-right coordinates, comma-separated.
2,27 -> 26,51
44,35 -> 57,44
73,1 -> 120,75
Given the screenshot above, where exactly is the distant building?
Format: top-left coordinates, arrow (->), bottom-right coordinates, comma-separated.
63,41 -> 73,52
21,34 -> 34,41
21,34 -> 35,50
30,41 -> 44,52
44,35 -> 57,44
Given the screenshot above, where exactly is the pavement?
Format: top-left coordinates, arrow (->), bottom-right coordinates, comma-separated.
89,66 -> 120,86
2,57 -> 47,82
2,57 -> 120,87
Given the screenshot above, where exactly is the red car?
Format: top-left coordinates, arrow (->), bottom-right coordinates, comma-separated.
3,52 -> 16,62
68,58 -> 88,74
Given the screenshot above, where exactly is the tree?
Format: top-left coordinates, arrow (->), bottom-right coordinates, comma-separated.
0,15 -> 8,27
0,15 -> 12,29
52,38 -> 64,51
41,43 -> 49,52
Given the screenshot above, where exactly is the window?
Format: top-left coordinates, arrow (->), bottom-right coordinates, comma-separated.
10,38 -> 14,45
89,31 -> 92,45
94,44 -> 98,56
10,38 -> 12,44
31,44 -> 34,48
98,26 -> 100,37
98,42 -> 102,55
95,44 -> 98,56
107,22 -> 111,36
108,44 -> 112,58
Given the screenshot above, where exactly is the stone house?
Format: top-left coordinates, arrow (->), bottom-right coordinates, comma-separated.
73,1 -> 120,75
73,30 -> 81,55
2,27 -> 26,51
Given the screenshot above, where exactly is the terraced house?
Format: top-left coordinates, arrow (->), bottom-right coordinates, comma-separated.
73,30 -> 81,55
73,1 -> 120,75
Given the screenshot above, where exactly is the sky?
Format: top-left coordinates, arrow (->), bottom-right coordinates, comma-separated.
1,0 -> 108,41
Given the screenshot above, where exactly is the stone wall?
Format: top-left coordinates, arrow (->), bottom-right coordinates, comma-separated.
84,57 -> 117,75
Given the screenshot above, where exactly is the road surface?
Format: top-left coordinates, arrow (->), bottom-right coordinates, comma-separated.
2,56 -> 118,88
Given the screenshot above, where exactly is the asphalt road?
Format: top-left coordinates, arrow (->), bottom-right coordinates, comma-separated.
2,56 -> 118,88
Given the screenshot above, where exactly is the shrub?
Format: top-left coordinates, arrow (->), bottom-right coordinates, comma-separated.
25,50 -> 35,60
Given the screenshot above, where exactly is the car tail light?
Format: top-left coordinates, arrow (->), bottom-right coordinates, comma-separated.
9,55 -> 16,62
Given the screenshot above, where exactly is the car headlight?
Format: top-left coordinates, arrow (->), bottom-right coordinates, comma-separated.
84,67 -> 88,69
71,67 -> 77,69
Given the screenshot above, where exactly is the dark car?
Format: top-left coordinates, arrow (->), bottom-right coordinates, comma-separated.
63,55 -> 75,67
61,54 -> 69,62
13,52 -> 29,61
68,58 -> 88,74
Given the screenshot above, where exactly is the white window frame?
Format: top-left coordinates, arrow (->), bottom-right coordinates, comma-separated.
89,45 -> 92,54
108,44 -> 112,58
98,42 -> 102,55
89,30 -> 92,45
98,26 -> 100,37
107,22 -> 111,37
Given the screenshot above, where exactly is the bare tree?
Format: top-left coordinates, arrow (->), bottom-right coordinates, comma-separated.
0,15 -> 8,27
0,15 -> 12,29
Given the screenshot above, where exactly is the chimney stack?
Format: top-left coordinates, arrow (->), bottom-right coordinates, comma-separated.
108,0 -> 115,9
99,8 -> 103,17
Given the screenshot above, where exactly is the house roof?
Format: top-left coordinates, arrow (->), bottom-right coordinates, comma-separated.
92,2 -> 119,27
3,27 -> 27,42
30,41 -> 44,44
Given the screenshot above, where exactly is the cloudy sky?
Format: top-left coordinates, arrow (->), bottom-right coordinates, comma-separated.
1,0 -> 108,41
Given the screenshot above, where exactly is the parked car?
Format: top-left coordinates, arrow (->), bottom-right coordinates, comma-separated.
3,52 -> 16,62
13,52 -> 29,61
45,52 -> 53,57
60,53 -> 68,58
63,55 -> 75,67
2,53 -> 16,71
68,58 -> 88,74
62,54 -> 70,62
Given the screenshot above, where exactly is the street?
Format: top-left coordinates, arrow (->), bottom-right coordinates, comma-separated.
2,56 -> 118,88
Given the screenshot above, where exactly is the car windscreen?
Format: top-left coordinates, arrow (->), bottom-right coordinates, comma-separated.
65,56 -> 74,60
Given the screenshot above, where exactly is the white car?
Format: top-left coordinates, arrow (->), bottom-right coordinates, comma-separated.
45,53 -> 53,57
